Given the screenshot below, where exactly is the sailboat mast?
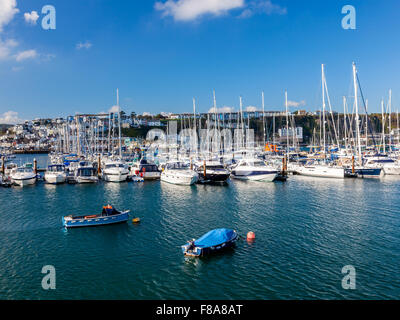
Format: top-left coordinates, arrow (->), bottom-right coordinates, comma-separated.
193,97 -> 197,156
285,90 -> 289,155
117,88 -> 122,157
389,89 -> 392,151
381,99 -> 385,154
352,62 -> 362,162
262,91 -> 265,145
365,99 -> 368,149
322,64 -> 326,162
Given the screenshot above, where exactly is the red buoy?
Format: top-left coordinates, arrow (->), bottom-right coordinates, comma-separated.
247,231 -> 255,241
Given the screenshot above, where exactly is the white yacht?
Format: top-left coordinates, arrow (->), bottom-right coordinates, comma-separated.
75,166 -> 99,184
10,167 -> 37,186
130,159 -> 161,180
364,155 -> 400,175
45,164 -> 67,184
296,161 -> 345,179
231,158 -> 279,182
161,161 -> 198,185
102,161 -> 129,182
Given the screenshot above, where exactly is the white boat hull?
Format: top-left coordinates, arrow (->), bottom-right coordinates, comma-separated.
102,173 -> 128,182
161,172 -> 198,185
296,166 -> 345,179
76,176 -> 99,184
383,166 -> 400,175
141,172 -> 161,180
12,176 -> 37,186
232,172 -> 277,182
45,173 -> 66,184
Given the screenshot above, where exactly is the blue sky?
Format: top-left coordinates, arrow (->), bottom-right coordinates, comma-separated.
0,0 -> 400,123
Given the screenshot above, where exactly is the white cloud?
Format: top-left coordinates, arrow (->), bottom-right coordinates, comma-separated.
76,41 -> 92,50
246,106 -> 258,112
42,53 -> 56,61
208,106 -> 235,113
24,11 -> 39,25
15,49 -> 37,61
0,37 -> 17,60
0,0 -> 19,32
143,112 -> 153,116
11,65 -> 23,71
109,105 -> 120,113
239,0 -> 287,18
0,39 -> 42,63
155,0 -> 245,21
0,110 -> 24,124
287,100 -> 306,108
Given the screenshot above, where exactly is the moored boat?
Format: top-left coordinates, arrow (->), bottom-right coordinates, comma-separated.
130,159 -> 161,180
231,158 -> 278,182
62,205 -> 130,228
295,162 -> 345,179
102,161 -> 129,182
161,161 -> 198,185
45,164 -> 67,184
195,161 -> 230,184
75,166 -> 99,183
10,166 -> 37,186
181,228 -> 238,257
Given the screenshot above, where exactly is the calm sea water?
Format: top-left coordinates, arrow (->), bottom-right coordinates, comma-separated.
1,154 -> 400,299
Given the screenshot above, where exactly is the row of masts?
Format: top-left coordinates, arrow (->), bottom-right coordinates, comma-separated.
50,63 -> 398,163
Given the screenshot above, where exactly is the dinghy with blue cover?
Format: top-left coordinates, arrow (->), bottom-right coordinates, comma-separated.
63,205 -> 130,228
182,228 -> 238,257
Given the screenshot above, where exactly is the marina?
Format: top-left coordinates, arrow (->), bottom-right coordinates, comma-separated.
1,153 -> 400,299
1,0 -> 400,306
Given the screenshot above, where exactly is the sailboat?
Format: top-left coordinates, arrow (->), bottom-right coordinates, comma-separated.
102,90 -> 129,182
295,64 -> 345,179
349,62 -> 383,178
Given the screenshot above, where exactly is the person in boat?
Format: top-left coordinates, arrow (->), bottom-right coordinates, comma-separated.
187,240 -> 195,252
102,205 -> 114,216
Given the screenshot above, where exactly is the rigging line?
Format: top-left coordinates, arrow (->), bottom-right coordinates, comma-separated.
356,72 -> 378,152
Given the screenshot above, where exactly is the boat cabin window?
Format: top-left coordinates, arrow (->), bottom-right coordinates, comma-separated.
78,168 -> 95,176
253,161 -> 266,167
49,165 -> 64,172
166,162 -> 189,170
206,165 -> 224,170
140,164 -> 159,172
105,163 -> 125,169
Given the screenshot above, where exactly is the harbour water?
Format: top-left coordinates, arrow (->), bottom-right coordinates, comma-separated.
1,155 -> 400,299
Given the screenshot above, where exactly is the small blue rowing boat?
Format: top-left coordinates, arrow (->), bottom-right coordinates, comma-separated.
62,205 -> 130,228
181,228 -> 238,257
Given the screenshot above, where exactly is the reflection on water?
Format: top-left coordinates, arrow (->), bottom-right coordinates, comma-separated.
1,172 -> 400,299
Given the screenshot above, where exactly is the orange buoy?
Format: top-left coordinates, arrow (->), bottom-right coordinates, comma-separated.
247,231 -> 255,241
132,218 -> 141,224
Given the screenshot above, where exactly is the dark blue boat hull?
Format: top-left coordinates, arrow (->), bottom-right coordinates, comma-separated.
182,230 -> 238,257
62,211 -> 129,228
355,168 -> 382,178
